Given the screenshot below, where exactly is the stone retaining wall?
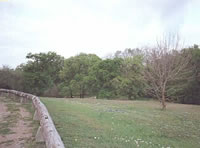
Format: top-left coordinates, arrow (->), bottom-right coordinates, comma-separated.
0,89 -> 65,148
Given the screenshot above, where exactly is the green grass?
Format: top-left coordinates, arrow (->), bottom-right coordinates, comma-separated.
41,98 -> 200,148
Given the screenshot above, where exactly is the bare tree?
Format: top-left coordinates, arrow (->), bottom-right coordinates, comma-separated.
144,34 -> 191,109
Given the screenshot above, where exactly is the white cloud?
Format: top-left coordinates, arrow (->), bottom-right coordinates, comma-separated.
0,0 -> 200,67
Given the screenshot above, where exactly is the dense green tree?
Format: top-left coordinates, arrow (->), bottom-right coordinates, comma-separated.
114,48 -> 143,58
113,55 -> 145,99
22,52 -> 64,95
167,45 -> 200,104
90,58 -> 122,99
59,53 -> 101,98
0,66 -> 24,91
111,48 -> 146,99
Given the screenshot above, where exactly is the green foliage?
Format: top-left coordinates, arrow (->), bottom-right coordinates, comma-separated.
0,66 -> 24,91
97,89 -> 115,99
22,52 -> 64,95
59,53 -> 101,98
115,55 -> 146,99
1,45 -> 200,105
168,45 -> 200,104
90,58 -> 122,99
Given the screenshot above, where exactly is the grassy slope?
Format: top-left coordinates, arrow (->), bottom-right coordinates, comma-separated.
41,98 -> 200,148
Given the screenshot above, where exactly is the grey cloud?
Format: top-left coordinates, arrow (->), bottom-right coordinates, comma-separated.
145,0 -> 191,31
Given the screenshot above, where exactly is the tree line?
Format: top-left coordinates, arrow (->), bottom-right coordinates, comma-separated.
0,38 -> 200,109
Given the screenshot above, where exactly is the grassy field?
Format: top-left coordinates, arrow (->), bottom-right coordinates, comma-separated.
41,98 -> 200,148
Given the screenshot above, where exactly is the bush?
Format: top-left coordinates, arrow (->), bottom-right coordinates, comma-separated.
97,89 -> 116,99
43,85 -> 60,97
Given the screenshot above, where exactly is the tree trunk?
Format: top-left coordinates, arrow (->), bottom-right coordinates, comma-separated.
70,90 -> 73,98
82,89 -> 85,98
161,96 -> 166,110
161,89 -> 166,110
128,94 -> 132,100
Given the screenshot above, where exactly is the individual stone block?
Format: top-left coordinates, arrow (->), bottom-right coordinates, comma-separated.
36,126 -> 45,142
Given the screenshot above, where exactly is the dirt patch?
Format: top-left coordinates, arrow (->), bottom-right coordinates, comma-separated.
0,103 -> 9,122
0,97 -> 45,148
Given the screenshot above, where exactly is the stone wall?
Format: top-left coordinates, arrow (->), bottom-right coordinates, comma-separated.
0,89 -> 65,148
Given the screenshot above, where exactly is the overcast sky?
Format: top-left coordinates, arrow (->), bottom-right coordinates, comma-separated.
0,0 -> 200,68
